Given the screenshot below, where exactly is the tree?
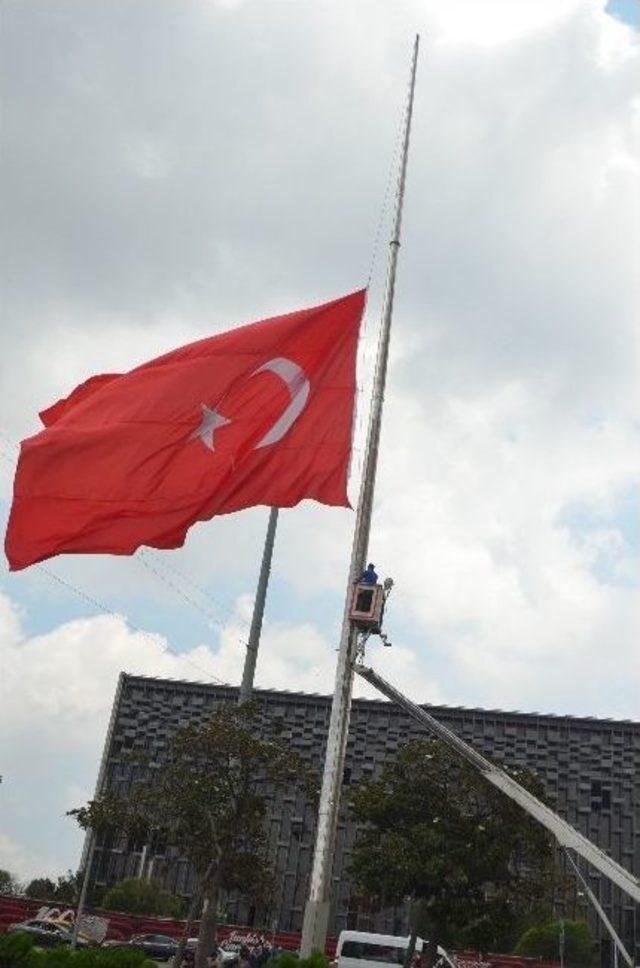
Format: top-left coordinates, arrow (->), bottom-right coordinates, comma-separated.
515,919 -> 596,966
70,702 -> 315,968
102,877 -> 185,917
0,869 -> 21,896
350,738 -> 559,955
53,870 -> 82,904
23,870 -> 81,904
25,877 -> 57,899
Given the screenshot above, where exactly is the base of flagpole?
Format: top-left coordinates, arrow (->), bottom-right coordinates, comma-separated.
300,899 -> 330,957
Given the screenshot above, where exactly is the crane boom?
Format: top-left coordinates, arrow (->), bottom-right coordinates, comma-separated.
563,848 -> 633,967
354,662 -> 640,907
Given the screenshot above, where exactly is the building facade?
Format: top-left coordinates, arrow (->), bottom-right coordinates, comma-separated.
88,673 -> 640,963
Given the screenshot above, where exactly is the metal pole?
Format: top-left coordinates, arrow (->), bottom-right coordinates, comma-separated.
239,506 -> 279,704
300,34 -> 420,956
71,835 -> 95,949
563,849 -> 633,968
72,672 -> 126,948
138,842 -> 149,879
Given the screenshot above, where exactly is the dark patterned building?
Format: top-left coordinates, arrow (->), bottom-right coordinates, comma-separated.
87,673 -> 640,963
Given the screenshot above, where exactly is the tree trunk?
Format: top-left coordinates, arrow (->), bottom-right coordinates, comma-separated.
422,920 -> 443,968
402,924 -> 419,968
171,891 -> 202,968
195,880 -> 219,968
422,940 -> 438,968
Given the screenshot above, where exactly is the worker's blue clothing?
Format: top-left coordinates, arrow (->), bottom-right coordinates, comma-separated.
360,566 -> 378,585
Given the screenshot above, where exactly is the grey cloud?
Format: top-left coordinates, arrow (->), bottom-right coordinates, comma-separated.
2,1 -> 402,328
1,0 -> 638,684
397,15 -> 638,413
4,1 -> 636,432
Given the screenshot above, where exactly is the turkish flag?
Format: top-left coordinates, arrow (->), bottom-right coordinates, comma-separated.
5,289 -> 365,570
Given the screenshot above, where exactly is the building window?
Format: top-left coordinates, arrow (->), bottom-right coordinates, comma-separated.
590,780 -> 612,813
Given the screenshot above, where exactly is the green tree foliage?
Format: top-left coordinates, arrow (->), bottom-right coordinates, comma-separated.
24,879 -> 57,900
0,869 -> 21,896
102,877 -> 185,918
24,872 -> 81,904
270,953 -> 328,968
0,932 -> 155,968
0,931 -> 34,968
350,738 -> 559,954
515,920 -> 596,966
69,702 -> 315,968
52,872 -> 81,905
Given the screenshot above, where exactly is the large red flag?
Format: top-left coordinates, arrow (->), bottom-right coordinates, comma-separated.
6,290 -> 365,570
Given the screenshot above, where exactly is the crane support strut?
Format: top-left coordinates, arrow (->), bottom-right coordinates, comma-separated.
354,661 -> 639,967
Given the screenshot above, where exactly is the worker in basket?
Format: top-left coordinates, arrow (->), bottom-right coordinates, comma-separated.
359,562 -> 378,585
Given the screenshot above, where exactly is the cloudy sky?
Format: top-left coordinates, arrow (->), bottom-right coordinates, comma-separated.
1,0 -> 638,883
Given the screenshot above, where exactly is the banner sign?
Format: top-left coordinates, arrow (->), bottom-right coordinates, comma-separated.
33,905 -> 109,944
0,896 -> 560,966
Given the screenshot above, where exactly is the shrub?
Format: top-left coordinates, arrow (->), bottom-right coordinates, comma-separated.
0,932 -> 35,968
91,951 -> 154,968
0,936 -> 154,968
270,955 -> 299,968
271,953 -> 328,968
515,919 -> 596,967
102,878 -> 185,918
28,948 -> 73,968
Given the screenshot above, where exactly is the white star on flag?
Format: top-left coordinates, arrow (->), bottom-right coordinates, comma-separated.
191,404 -> 231,451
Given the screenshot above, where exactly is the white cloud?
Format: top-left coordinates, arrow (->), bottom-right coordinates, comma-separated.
371,378 -> 640,716
0,833 -> 30,884
0,592 -> 216,881
429,0 -> 587,47
0,583 -> 450,882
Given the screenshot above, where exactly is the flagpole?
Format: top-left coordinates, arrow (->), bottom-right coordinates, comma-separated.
300,34 -> 420,956
238,506 -> 279,704
72,672 -> 127,948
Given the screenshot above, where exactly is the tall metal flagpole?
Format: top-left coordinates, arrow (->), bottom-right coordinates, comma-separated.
72,673 -> 127,948
300,34 -> 420,956
239,506 -> 279,703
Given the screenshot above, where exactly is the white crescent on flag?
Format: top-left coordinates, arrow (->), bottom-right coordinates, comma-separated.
252,357 -> 311,448
192,356 -> 311,452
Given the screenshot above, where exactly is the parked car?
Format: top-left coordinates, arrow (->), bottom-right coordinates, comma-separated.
7,919 -> 87,949
184,939 -> 238,966
104,933 -> 179,961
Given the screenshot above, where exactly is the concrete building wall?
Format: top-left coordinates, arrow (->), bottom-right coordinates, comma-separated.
90,674 -> 640,963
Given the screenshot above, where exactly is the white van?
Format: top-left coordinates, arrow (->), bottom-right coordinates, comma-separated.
335,931 -> 456,968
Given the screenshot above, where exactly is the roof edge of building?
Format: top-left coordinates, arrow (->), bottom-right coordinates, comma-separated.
117,671 -> 640,729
